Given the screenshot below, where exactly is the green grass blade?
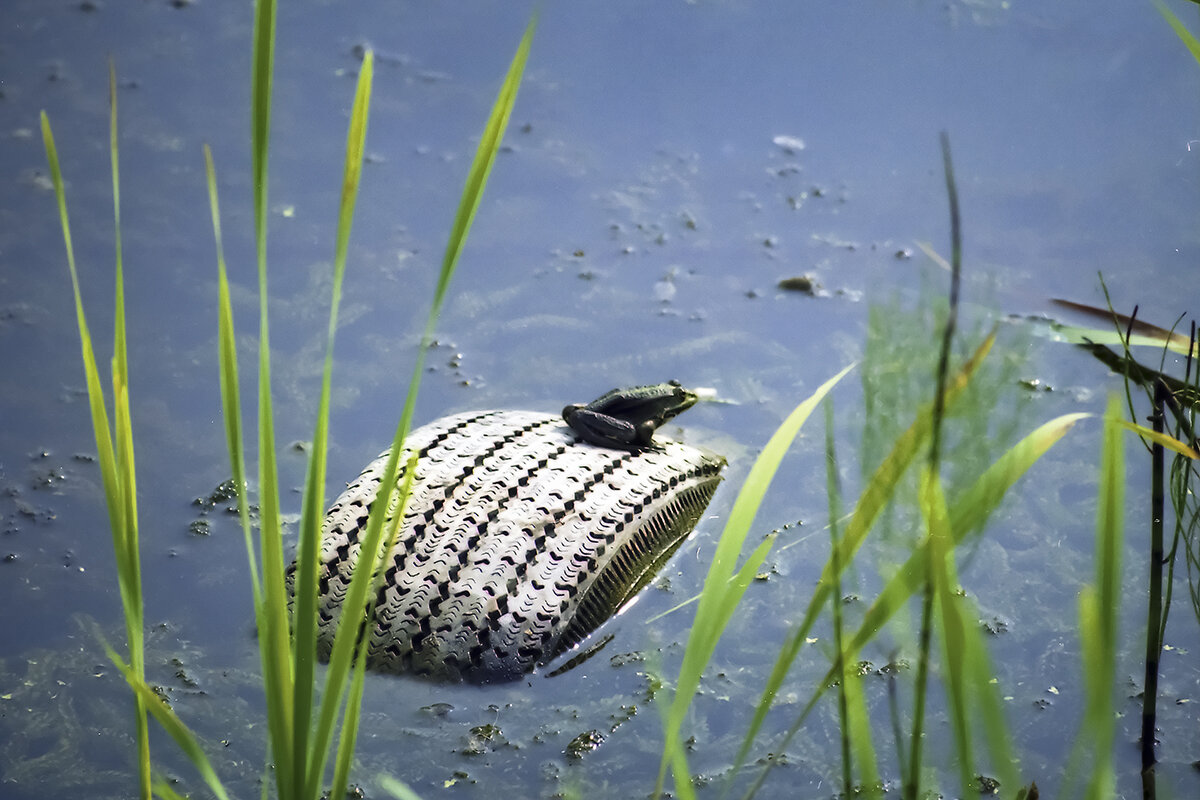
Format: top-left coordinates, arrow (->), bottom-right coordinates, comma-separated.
152,777 -> 190,800
1074,395 -> 1124,799
394,13 -> 537,454
1157,0 -> 1200,66
309,449 -> 417,791
311,19 -> 533,789
920,467 -> 975,795
246,0 -> 295,795
1114,418 -> 1199,459
947,411 -> 1092,537
1089,395 -> 1125,792
104,642 -> 232,800
107,61 -> 151,800
795,411 -> 1089,732
251,0 -> 276,257
841,659 -> 881,797
109,61 -> 128,387
657,363 -> 855,797
204,147 -> 261,604
292,49 -> 374,795
825,400 -> 881,798
726,333 -> 995,788
430,13 -> 535,317
43,108 -> 152,800
842,412 -> 1088,664
41,113 -> 122,555
328,632 -> 370,800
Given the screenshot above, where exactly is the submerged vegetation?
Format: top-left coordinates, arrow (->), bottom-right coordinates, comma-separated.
37,1 -> 1200,799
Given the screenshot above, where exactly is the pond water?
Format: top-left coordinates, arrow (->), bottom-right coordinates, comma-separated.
1,1 -> 1198,798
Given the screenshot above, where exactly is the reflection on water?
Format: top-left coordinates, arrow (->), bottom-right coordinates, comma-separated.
1,0 -> 1197,797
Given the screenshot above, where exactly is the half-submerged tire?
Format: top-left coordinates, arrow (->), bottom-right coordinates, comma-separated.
302,409 -> 724,683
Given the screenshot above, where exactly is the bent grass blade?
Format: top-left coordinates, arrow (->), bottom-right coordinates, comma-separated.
655,362 -> 856,798
747,411 -> 1088,798
725,332 -> 996,791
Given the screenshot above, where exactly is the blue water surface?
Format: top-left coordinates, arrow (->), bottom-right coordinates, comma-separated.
1,1 -> 1197,798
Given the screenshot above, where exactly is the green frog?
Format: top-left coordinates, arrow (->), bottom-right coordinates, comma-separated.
562,380 -> 698,450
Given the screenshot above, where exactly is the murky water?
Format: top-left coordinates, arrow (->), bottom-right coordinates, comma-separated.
2,1 -> 1197,798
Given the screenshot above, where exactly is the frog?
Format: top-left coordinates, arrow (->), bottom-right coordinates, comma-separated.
562,380 -> 699,450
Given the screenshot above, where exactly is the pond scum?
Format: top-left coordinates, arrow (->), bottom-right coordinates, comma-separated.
39,1 -> 1200,798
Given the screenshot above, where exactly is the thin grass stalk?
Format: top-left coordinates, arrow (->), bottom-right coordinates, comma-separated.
906,132 -> 963,800
824,400 -> 853,796
1142,379 -> 1167,783
328,458 -> 417,800
380,775 -> 429,800
291,49 -> 375,798
657,364 -> 856,799
1157,0 -> 1200,65
824,401 -> 882,798
329,451 -> 417,800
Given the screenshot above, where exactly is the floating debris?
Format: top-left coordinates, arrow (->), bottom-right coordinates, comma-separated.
777,275 -> 818,295
564,729 -> 605,761
772,134 -> 806,154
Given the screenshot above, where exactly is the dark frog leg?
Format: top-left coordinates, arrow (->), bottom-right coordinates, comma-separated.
561,406 -> 643,449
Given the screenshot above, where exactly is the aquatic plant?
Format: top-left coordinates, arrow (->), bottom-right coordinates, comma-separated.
654,131 -> 1198,799
41,61 -> 150,800
41,0 -> 536,795
1055,291 -> 1200,798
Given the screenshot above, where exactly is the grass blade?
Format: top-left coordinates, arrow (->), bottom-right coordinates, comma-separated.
245,1 -> 297,795
825,400 -> 881,798
1068,395 -> 1125,799
107,60 -> 151,800
657,363 -> 856,797
1157,0 -> 1200,66
104,641 -> 232,800
919,466 -> 974,795
800,411 -> 1091,716
293,49 -> 374,796
44,95 -> 152,800
204,148 -> 260,603
1114,418 -> 1199,459
726,333 -> 995,789
310,18 -> 535,793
